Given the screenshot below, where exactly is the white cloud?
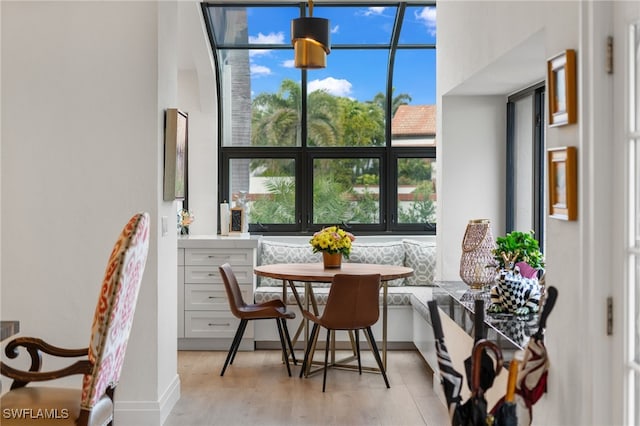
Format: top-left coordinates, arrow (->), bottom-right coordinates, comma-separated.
249,50 -> 269,58
415,7 -> 437,37
249,32 -> 285,44
331,24 -> 339,34
251,64 -> 272,76
364,7 -> 386,16
249,32 -> 286,58
308,77 -> 353,97
282,59 -> 295,68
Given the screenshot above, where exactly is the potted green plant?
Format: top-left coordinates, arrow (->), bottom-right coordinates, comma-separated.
492,230 -> 544,271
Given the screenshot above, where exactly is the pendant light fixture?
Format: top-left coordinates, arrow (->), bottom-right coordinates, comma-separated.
291,0 -> 330,69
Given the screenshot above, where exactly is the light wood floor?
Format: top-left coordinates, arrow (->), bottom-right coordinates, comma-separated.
164,349 -> 450,426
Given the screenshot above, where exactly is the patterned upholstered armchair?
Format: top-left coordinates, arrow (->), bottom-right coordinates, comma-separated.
0,212 -> 150,426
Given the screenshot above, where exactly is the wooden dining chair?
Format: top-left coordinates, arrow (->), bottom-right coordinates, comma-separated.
0,212 -> 150,426
299,273 -> 390,392
218,263 -> 297,376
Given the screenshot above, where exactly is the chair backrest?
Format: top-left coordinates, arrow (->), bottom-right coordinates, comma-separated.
81,212 -> 150,409
219,263 -> 247,319
320,274 -> 381,330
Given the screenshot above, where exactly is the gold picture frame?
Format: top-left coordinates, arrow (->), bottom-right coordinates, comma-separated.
163,108 -> 188,201
548,146 -> 577,220
547,49 -> 577,127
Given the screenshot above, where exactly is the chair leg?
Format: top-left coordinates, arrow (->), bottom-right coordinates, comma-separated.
355,329 -> 362,375
275,318 -> 292,377
221,319 -> 248,376
229,319 -> 248,366
365,327 -> 390,388
281,318 -> 297,365
323,328 -> 331,392
300,323 -> 319,378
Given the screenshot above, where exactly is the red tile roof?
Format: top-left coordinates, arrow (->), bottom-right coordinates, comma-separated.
391,105 -> 436,136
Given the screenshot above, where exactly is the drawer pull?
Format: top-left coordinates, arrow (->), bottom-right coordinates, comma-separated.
207,273 -> 217,276
208,322 -> 230,327
208,296 -> 222,300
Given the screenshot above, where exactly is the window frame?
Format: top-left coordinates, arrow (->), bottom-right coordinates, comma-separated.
203,1 -> 437,235
505,82 -> 546,246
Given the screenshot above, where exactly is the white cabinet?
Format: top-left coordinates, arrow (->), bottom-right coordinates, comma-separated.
177,237 -> 258,350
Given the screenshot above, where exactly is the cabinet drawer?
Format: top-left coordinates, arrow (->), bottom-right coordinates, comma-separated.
184,265 -> 253,285
185,311 -> 254,339
185,284 -> 251,310
185,249 -> 253,266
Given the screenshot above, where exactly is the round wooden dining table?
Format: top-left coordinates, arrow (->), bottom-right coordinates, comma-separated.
254,262 -> 413,372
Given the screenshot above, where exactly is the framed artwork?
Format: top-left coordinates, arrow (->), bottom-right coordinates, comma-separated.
548,146 -> 577,220
547,49 -> 577,127
163,108 -> 188,201
230,207 -> 243,233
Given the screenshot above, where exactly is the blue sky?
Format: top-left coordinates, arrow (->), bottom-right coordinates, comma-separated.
243,5 -> 437,105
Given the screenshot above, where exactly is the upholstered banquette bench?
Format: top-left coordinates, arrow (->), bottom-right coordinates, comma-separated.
252,237 -> 436,347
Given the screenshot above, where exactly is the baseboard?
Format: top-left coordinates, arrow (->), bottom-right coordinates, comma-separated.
113,374 -> 181,426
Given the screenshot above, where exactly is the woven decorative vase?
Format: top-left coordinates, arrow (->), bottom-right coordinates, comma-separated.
460,219 -> 497,289
322,252 -> 342,269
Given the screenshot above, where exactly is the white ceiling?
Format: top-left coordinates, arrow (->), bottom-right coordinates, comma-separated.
445,30 -> 546,97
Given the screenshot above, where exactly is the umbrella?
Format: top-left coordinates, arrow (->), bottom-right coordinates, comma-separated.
519,286 -> 558,400
491,350 -> 524,426
490,286 -> 558,425
464,299 -> 498,393
428,300 -> 465,425
456,339 -> 504,426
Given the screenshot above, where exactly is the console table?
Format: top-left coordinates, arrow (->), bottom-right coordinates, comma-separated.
433,281 -> 539,360
422,282 -> 540,410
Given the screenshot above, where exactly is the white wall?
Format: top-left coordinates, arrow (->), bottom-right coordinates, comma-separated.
437,95 -> 506,282
177,1 -> 218,235
0,1 -> 183,424
438,1 -> 619,425
178,70 -> 218,235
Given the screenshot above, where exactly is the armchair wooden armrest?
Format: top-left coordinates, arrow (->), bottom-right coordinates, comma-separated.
1,336 -> 92,390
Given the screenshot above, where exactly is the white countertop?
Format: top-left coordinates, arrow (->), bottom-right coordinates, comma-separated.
178,234 -> 259,249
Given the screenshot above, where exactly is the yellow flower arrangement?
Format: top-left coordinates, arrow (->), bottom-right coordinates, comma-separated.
309,226 -> 356,258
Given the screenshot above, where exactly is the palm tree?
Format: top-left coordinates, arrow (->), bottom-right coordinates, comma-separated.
252,79 -> 302,147
372,88 -> 412,117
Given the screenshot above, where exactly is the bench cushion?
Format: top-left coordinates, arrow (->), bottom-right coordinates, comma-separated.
254,285 -> 418,306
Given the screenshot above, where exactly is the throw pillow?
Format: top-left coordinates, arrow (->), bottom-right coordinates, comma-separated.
402,239 -> 436,286
258,240 -> 321,287
347,241 -> 405,286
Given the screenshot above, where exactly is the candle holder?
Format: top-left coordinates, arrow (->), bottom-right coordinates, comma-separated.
459,219 -> 496,289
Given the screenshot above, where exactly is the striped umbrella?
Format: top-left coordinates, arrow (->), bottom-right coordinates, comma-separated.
428,300 -> 465,424
490,286 -> 558,425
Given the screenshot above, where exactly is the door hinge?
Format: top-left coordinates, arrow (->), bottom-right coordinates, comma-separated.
607,36 -> 614,74
606,296 -> 613,336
